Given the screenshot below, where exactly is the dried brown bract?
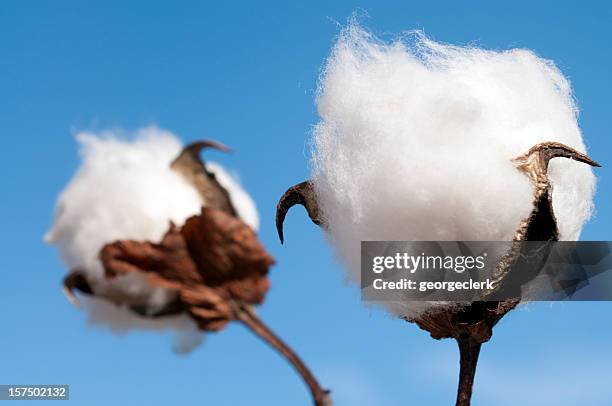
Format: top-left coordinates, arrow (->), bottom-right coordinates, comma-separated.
100,207 -> 274,332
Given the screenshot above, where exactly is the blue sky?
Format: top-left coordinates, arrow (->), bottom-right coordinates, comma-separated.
1,1 -> 611,405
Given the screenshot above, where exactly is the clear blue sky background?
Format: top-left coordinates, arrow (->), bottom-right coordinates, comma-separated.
1,1 -> 611,405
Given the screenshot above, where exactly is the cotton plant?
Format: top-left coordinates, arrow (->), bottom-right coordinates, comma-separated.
46,127 -> 331,406
276,24 -> 599,405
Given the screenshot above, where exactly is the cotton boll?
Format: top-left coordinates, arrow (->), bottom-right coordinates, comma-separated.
311,25 -> 595,318
46,126 -> 258,350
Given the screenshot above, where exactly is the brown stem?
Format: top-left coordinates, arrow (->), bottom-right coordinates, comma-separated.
455,336 -> 482,406
234,303 -> 332,406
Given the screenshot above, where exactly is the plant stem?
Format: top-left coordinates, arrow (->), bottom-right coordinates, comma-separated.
455,336 -> 482,406
234,303 -> 332,406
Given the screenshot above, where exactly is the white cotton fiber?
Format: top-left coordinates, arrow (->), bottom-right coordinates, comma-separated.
83,296 -> 205,355
45,126 -> 259,350
311,24 -> 596,318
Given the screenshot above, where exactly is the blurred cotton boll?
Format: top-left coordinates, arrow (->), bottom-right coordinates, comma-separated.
45,126 -> 258,352
311,24 -> 596,317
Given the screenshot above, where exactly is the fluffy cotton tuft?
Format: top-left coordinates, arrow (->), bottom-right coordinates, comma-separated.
46,126 -> 259,351
311,24 -> 596,318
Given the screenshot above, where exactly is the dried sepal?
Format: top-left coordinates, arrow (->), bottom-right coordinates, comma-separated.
99,208 -> 273,332
62,270 -> 93,307
182,208 -> 274,285
276,181 -> 322,244
512,141 -> 600,242
101,222 -> 204,289
171,140 -> 237,216
180,284 -> 234,331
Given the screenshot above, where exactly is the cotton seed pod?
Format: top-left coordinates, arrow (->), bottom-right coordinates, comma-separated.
57,136 -> 273,330
46,129 -> 260,350
47,129 -> 331,406
276,24 -> 599,406
278,138 -> 600,406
